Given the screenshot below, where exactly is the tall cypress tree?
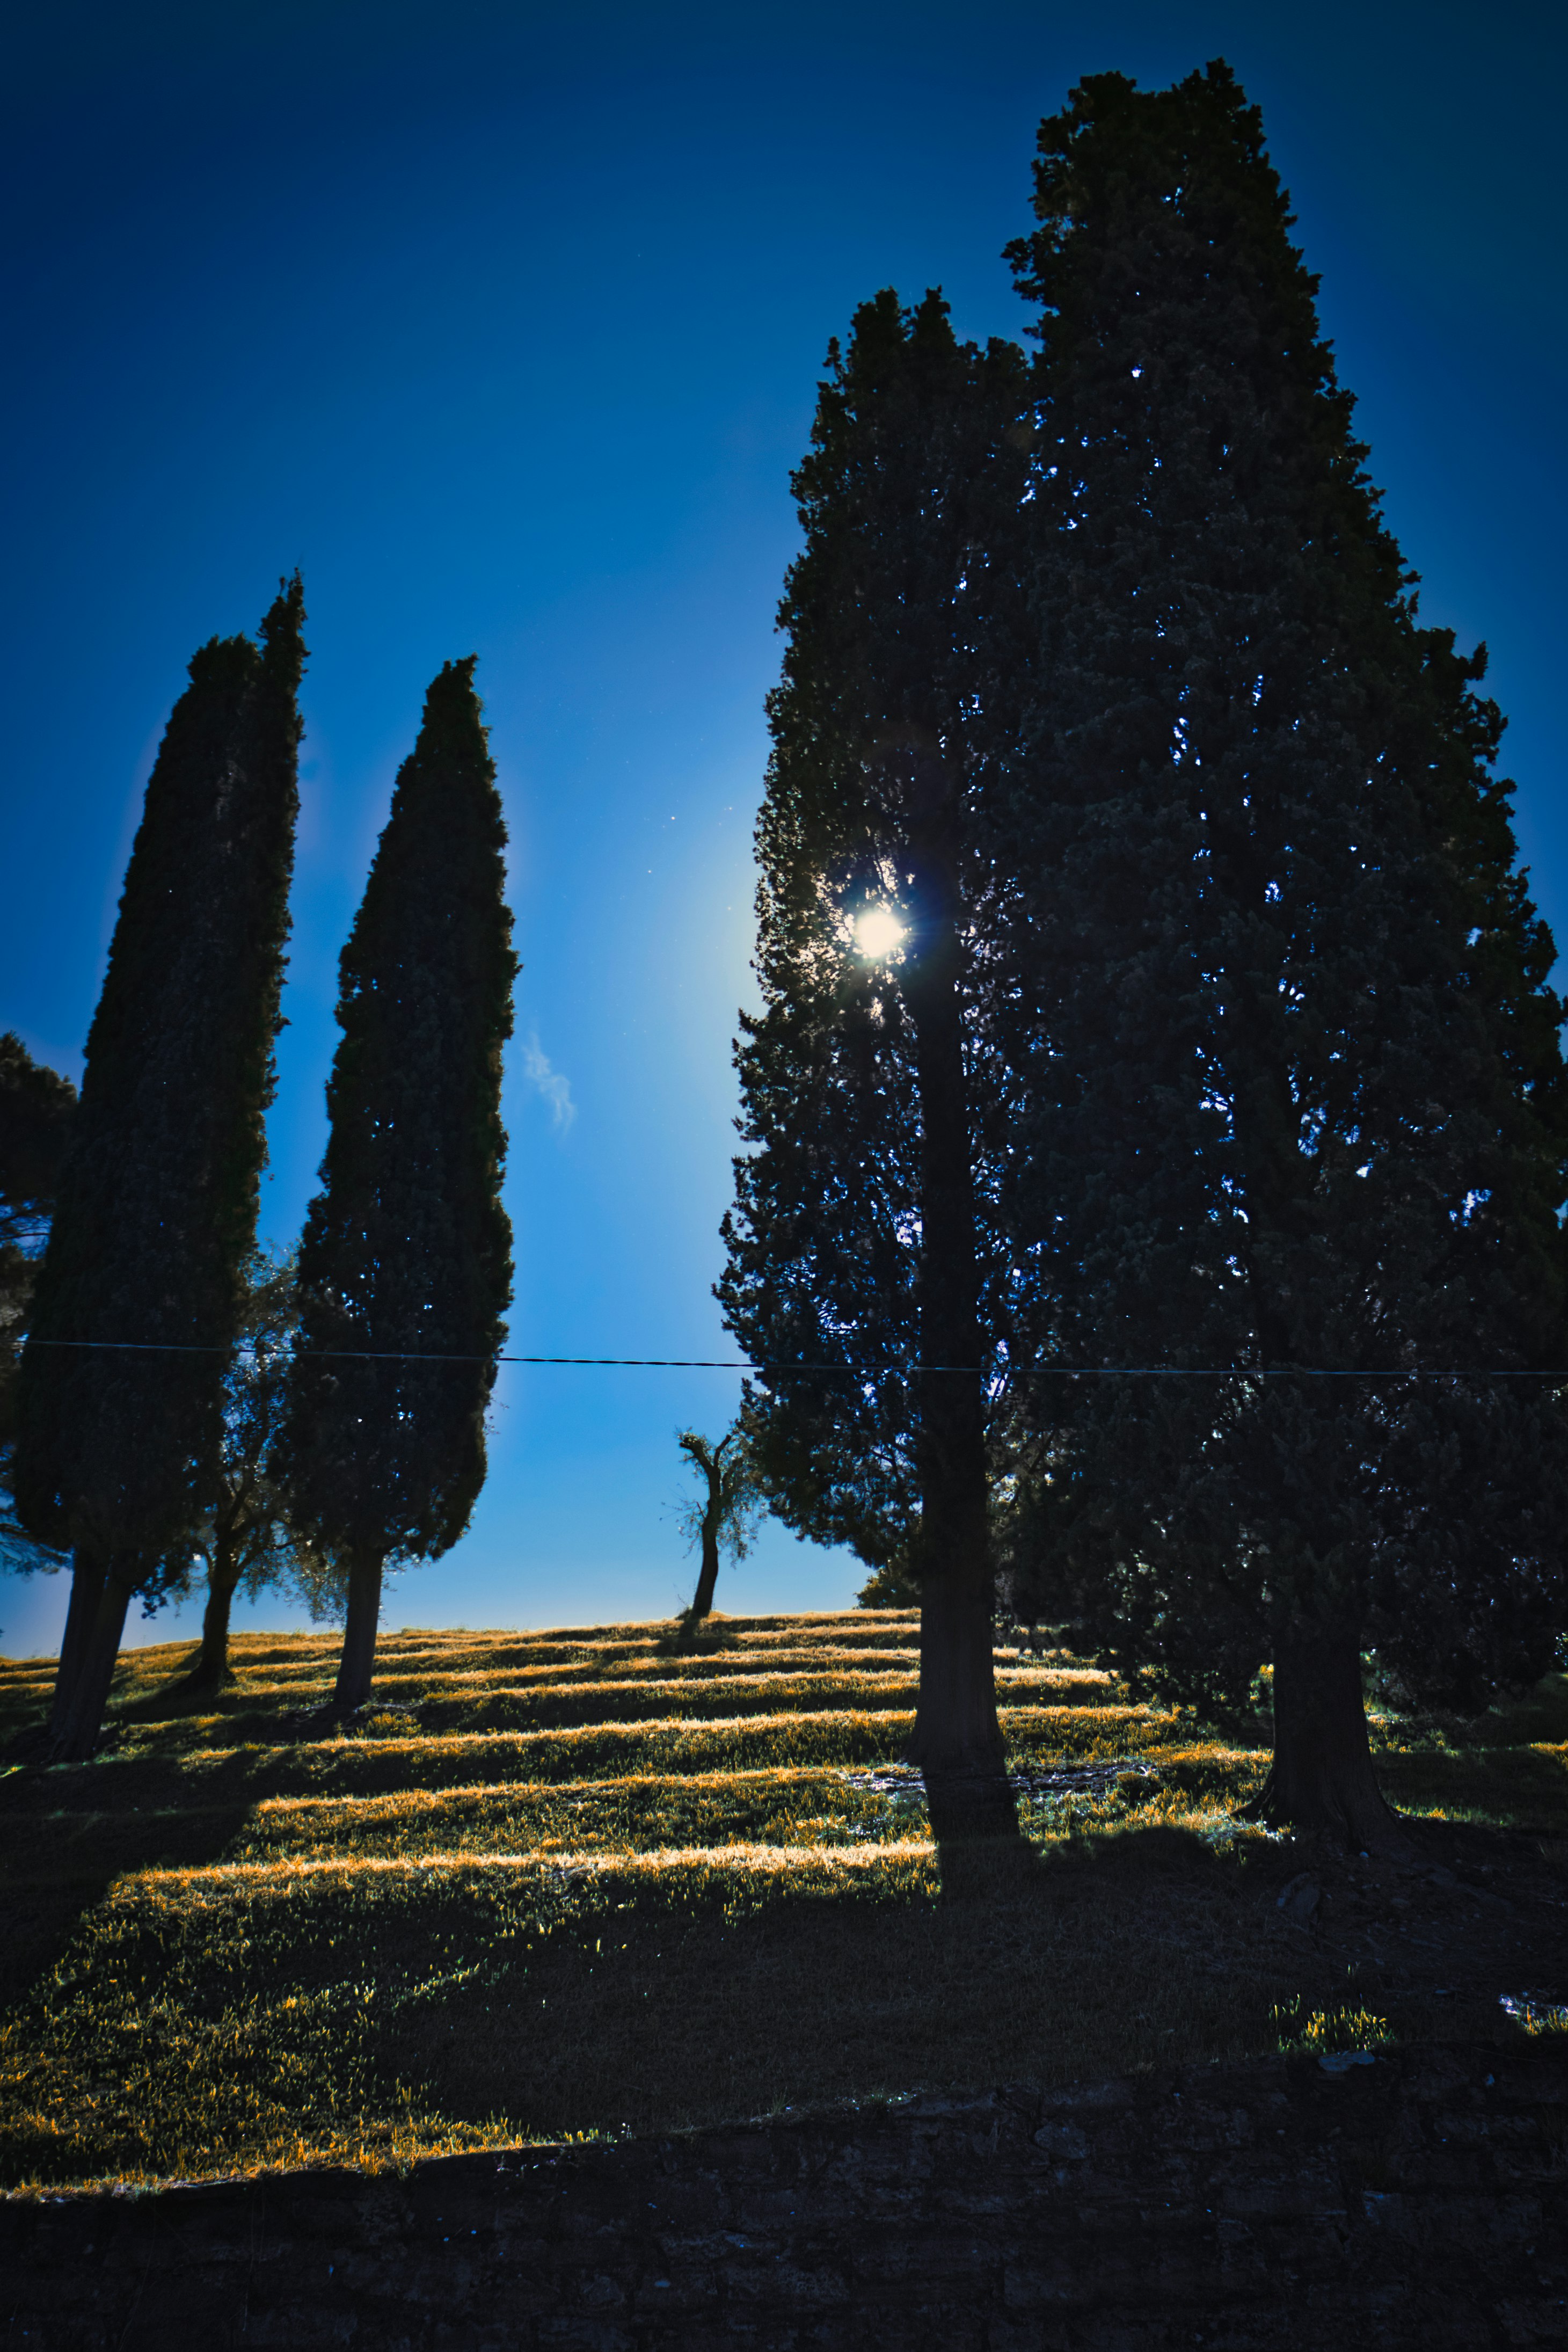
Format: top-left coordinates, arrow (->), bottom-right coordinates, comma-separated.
995,65 -> 1568,1849
719,292 -> 1030,1827
15,578 -> 305,1759
283,658 -> 515,1713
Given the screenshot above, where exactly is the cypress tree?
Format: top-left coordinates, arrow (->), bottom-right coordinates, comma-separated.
996,65 -> 1568,1850
282,658 -> 515,1713
14,578 -> 305,1759
719,292 -> 1030,1829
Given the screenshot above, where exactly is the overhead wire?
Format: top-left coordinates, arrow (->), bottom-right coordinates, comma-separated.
18,1338 -> 1565,1377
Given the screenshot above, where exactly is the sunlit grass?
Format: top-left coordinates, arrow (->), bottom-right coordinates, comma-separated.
227,1770 -> 921,1861
1270,1996 -> 1395,2055
3,1619 -> 1564,2194
0,1832 -> 1267,2188
1498,1994 -> 1568,2036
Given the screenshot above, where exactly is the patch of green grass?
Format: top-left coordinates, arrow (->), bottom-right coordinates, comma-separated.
1378,1743 -> 1568,1833
1270,1994 -> 1394,2055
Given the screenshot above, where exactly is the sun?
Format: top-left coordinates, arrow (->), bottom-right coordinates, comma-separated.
853,904 -> 907,960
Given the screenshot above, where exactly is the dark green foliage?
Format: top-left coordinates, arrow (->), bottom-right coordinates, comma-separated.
0,1035 -> 77,1250
994,65 -> 1568,1816
719,291 -> 1030,1795
0,1038 -> 77,1572
720,291 -> 1026,1570
14,580 -> 305,1576
283,658 -> 515,1586
165,1248 -> 334,1682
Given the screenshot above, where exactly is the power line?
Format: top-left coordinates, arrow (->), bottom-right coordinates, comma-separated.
18,1338 -> 1566,1377
22,1338 -> 949,1370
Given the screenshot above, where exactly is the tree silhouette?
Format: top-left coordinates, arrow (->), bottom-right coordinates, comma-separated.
282,658 -> 515,1714
995,64 -> 1568,1850
673,1424 -> 762,1621
0,1036 -> 76,1578
15,579 -> 304,1760
161,1248 -> 331,1687
719,290 -> 1030,1830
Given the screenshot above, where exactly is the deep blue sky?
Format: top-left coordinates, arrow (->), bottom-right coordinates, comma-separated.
3,1 -> 1563,1654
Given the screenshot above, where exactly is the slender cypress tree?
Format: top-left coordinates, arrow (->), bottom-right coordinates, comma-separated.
14,578 -> 305,1759
283,658 -> 515,1713
719,292 -> 1030,1829
995,65 -> 1568,1849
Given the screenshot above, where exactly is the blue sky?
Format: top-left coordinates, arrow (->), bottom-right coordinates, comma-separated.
3,0 -> 1563,1654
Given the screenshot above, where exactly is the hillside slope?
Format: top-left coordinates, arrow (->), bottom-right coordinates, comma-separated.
1,1613 -> 1563,2189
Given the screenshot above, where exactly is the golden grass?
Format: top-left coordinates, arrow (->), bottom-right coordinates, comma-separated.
0,1830 -> 1279,2187
227,1770 -> 918,1862
2,1614 -> 1564,2195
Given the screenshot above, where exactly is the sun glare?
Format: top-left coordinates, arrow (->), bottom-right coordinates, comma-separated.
854,904 -> 907,960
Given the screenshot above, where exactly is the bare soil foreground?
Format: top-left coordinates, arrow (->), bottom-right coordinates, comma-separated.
3,2041 -> 1564,2349
1,1613 -> 1564,2340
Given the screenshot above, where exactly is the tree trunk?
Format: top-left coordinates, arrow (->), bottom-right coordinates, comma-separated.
48,1548 -> 107,1741
914,1570 -> 1016,1836
50,1562 -> 133,1763
1246,1632 -> 1409,1855
196,1539 -> 244,1684
689,1511 -> 721,1619
899,751 -> 1008,1833
332,1551 -> 383,1713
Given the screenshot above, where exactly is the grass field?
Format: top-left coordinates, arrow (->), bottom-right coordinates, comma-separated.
1,1611 -> 1564,2193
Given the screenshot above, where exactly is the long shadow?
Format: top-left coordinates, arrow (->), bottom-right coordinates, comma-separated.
0,1760 -> 261,2011
924,1768 -> 1054,1903
390,1809 -> 1318,2151
114,1661 -> 349,1747
4,1643 -> 229,1755
0,1655 -> 287,2015
1380,1744 -> 1568,1838
114,1664 -> 229,1725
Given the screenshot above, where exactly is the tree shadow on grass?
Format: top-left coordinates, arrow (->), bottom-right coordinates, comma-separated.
391,1815 -> 1308,2154
3,1642 -> 226,1757
925,1769 -> 1051,1903
112,1657 -> 231,1725
0,1741 -> 264,2014
1379,1743 -> 1568,1836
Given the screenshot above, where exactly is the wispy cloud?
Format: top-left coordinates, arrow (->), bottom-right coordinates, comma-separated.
522,1028 -> 575,1132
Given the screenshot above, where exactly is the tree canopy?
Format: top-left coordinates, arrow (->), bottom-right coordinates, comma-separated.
673,1422 -> 763,1621
0,1036 -> 77,1577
